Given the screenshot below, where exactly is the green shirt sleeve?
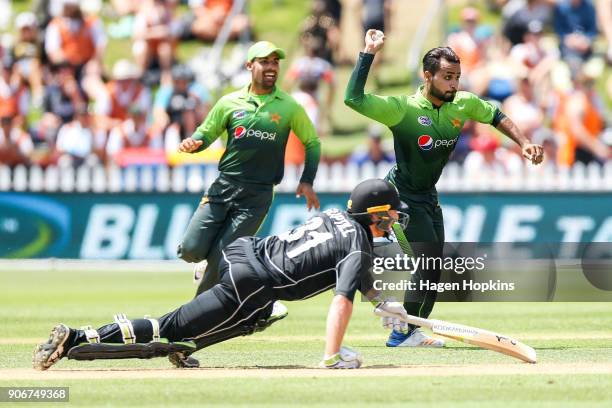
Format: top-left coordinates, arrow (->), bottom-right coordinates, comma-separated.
190,97 -> 229,152
464,92 -> 497,124
290,104 -> 321,185
344,52 -> 404,127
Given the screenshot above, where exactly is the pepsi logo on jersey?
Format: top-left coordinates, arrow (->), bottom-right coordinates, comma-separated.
418,135 -> 459,151
234,126 -> 277,141
418,135 -> 433,151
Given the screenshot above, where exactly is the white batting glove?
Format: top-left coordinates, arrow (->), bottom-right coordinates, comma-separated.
319,346 -> 363,369
373,301 -> 410,334
381,316 -> 409,333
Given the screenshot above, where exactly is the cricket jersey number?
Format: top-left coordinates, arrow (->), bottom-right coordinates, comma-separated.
278,217 -> 333,258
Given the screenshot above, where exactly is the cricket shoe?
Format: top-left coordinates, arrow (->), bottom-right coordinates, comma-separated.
268,301 -> 288,324
386,328 -> 445,348
193,260 -> 207,284
33,324 -> 72,370
254,301 -> 289,332
168,352 -> 200,369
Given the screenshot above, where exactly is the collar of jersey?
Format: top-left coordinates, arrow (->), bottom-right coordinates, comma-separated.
238,84 -> 285,101
414,85 -> 456,110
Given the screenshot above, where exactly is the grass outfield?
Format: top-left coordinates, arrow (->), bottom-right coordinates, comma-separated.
1,268 -> 611,407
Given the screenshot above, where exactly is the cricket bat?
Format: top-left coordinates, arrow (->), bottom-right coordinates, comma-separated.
376,309 -> 537,363
388,224 -> 536,363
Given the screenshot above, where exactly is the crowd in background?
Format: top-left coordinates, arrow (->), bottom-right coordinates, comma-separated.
0,0 -> 610,172
444,0 -> 612,181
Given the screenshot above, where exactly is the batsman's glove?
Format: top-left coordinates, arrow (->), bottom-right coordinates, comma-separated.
373,301 -> 410,333
319,346 -> 362,369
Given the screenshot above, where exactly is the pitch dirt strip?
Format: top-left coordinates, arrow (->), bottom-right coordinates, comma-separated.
2,363 -> 611,380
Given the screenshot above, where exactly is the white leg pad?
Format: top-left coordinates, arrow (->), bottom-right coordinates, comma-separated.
144,315 -> 161,342
114,314 -> 136,344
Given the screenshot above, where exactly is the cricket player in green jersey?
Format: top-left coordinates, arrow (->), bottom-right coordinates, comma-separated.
345,29 -> 544,348
177,41 -> 321,298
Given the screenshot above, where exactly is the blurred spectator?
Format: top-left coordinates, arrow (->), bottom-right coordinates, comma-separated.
509,20 -> 558,86
95,59 -> 151,131
284,35 -> 336,133
596,0 -> 612,62
186,0 -> 251,42
152,64 -> 210,153
553,0 -> 598,65
55,106 -> 103,166
323,0 -> 343,22
302,0 -> 341,64
33,0 -> 63,30
44,0 -> 106,73
111,0 -> 140,17
0,116 -> 33,167
38,62 -> 85,143
447,7 -> 484,74
106,105 -> 158,163
0,0 -> 11,31
503,76 -> 544,139
531,128 -> 559,170
464,126 -> 522,176
470,34 -> 523,102
107,0 -> 139,39
0,57 -> 29,127
12,12 -> 44,103
285,76 -> 324,166
502,0 -> 553,46
349,125 -> 394,166
554,62 -> 610,166
132,0 -> 177,81
362,0 -> 391,33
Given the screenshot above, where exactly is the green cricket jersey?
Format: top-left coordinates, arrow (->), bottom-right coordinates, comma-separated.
345,53 -> 497,195
191,85 -> 321,185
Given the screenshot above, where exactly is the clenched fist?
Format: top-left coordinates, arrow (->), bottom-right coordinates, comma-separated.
364,29 -> 385,55
178,137 -> 204,153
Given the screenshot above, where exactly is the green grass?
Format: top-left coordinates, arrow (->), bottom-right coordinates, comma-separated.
1,268 -> 611,407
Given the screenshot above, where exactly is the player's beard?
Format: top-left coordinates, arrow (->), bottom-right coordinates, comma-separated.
260,72 -> 277,90
430,83 -> 456,102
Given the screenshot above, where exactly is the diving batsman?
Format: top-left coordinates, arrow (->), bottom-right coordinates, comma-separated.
33,179 -> 411,370
344,30 -> 544,348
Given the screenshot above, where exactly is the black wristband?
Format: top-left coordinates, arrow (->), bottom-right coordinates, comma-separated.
491,108 -> 507,127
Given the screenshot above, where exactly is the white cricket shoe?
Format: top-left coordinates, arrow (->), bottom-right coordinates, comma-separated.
320,346 -> 363,369
386,328 -> 445,348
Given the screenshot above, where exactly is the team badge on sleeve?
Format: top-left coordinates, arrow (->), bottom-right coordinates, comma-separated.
233,110 -> 247,119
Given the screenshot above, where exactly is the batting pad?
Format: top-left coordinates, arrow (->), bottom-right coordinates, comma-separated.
66,339 -> 196,360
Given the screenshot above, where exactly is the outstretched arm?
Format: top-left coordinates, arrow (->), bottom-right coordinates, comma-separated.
495,115 -> 544,165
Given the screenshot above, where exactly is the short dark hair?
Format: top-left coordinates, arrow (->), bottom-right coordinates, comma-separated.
422,47 -> 460,75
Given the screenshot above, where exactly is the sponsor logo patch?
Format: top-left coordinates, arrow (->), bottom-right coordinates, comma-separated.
418,135 -> 433,151
234,126 -> 277,141
233,110 -> 247,119
234,126 -> 247,139
418,135 -> 460,151
418,116 -> 432,126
